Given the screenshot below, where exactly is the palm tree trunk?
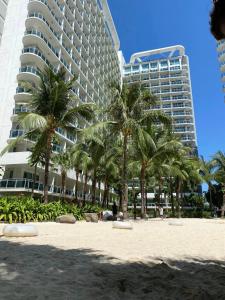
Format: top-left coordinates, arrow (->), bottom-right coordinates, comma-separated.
140,164 -> 146,218
176,178 -> 181,218
75,170 -> 79,203
132,180 -> 137,220
43,133 -> 52,204
122,134 -> 128,219
145,189 -> 148,215
158,177 -> 162,204
61,170 -> 66,201
221,185 -> 225,217
170,178 -> 175,217
119,188 -> 122,211
102,176 -> 107,208
82,171 -> 88,206
209,185 -> 213,215
106,183 -> 110,209
91,168 -> 97,204
31,164 -> 37,198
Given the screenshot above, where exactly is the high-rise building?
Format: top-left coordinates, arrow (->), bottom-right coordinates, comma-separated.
0,0 -> 121,197
0,0 -> 8,43
123,45 -> 198,152
217,40 -> 225,96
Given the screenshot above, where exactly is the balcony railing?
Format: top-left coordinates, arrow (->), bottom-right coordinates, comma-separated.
9,130 -> 24,138
0,179 -> 95,200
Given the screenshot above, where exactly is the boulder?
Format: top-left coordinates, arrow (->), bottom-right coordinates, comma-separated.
56,214 -> 76,224
103,210 -> 113,221
112,221 -> 133,230
84,213 -> 98,223
3,224 -> 38,237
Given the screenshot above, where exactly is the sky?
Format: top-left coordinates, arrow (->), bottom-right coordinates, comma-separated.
108,0 -> 225,161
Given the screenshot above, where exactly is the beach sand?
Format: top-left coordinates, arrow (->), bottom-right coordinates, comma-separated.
0,218 -> 225,299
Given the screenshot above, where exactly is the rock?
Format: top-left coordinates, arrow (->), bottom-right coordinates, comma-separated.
112,221 -> 133,230
103,211 -> 113,221
56,214 -> 76,224
84,213 -> 98,223
3,224 -> 38,237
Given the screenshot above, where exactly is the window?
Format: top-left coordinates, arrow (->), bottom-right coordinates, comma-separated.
161,89 -> 170,94
150,62 -> 158,69
163,104 -> 171,108
173,103 -> 184,108
24,172 -> 33,180
142,64 -> 149,72
132,65 -> 140,73
160,61 -> 168,67
170,59 -> 180,66
124,66 -> 131,74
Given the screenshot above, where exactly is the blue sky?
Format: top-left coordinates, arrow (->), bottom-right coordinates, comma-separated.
108,0 -> 225,160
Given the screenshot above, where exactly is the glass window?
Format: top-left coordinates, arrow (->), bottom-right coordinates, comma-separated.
150,62 -> 158,69
132,65 -> 140,73
162,104 -> 171,108
160,61 -> 168,67
170,59 -> 180,66
124,67 -> 131,73
142,63 -> 149,70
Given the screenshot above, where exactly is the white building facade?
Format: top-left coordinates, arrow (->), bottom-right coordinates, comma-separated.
0,0 -> 8,43
217,40 -> 225,97
123,45 -> 198,152
0,0 -> 121,198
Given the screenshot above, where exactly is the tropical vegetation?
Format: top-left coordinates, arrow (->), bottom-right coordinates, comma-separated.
2,66 -> 225,219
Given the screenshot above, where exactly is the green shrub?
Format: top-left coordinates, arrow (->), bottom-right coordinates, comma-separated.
182,209 -> 212,219
0,196 -> 103,223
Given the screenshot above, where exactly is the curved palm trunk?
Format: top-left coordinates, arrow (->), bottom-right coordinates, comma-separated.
43,132 -> 52,204
122,134 -> 129,219
91,168 -> 97,204
82,171 -> 88,206
61,170 -> 66,201
140,164 -> 146,218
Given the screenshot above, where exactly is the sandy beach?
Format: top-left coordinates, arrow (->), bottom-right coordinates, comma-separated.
0,218 -> 225,299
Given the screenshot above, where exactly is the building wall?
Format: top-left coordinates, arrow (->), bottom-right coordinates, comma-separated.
0,0 -> 8,44
0,0 -> 121,189
217,40 -> 225,97
123,45 -> 197,150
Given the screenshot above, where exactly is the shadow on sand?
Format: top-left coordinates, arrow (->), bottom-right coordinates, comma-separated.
0,239 -> 225,300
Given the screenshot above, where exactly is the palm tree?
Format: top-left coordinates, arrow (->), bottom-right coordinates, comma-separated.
53,150 -> 72,200
131,127 -> 181,218
210,0 -> 225,40
212,151 -> 225,217
199,156 -> 215,212
108,83 -> 170,219
18,66 -> 94,203
70,141 -> 91,204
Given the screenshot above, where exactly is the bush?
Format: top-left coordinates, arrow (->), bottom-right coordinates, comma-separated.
0,196 -> 103,223
182,208 -> 212,219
